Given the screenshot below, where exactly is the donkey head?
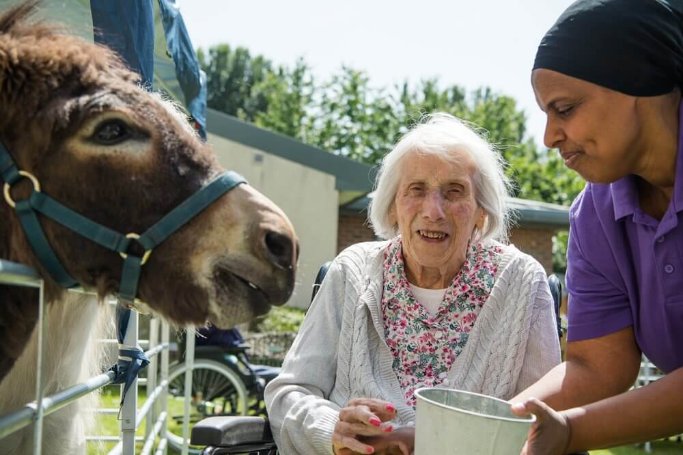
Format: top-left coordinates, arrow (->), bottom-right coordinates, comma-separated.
0,2 -> 298,341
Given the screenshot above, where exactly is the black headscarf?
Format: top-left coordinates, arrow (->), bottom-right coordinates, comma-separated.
533,0 -> 683,96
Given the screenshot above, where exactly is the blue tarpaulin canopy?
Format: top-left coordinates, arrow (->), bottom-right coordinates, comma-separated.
0,0 -> 207,137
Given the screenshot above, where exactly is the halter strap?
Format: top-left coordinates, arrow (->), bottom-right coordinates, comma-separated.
0,141 -> 246,301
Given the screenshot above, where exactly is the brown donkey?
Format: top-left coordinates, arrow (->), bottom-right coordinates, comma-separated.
0,2 -> 297,453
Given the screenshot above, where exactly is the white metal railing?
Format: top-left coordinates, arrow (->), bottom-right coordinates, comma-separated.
0,259 -> 46,455
0,260 -> 176,454
637,356 -> 664,453
94,305 -> 175,455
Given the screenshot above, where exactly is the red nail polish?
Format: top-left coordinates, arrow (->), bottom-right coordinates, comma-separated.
365,447 -> 374,454
386,404 -> 396,413
369,417 -> 381,427
383,424 -> 393,432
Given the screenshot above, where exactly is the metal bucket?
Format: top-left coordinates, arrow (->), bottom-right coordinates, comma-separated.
414,388 -> 534,454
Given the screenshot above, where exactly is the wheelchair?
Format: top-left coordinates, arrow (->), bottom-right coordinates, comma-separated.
190,267 -> 567,455
187,263 -> 332,454
166,327 -> 280,453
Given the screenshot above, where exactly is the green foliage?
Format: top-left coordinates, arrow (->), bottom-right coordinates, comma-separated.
249,306 -> 306,333
199,43 -> 583,198
197,45 -> 274,120
552,231 -> 570,273
592,439 -> 683,454
252,58 -> 314,139
305,66 -> 405,164
198,43 -> 587,271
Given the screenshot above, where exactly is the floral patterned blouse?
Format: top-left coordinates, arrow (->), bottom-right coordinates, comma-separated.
381,237 -> 503,407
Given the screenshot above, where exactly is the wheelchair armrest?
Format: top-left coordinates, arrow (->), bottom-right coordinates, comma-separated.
191,416 -> 274,447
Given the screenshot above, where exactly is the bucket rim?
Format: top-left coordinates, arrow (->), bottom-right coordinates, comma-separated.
414,387 -> 536,424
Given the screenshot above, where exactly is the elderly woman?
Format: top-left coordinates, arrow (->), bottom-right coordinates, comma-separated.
265,113 -> 561,455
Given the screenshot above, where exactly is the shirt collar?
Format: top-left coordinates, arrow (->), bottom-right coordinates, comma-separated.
611,101 -> 683,221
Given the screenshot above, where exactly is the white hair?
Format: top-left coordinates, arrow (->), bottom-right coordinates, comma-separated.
368,112 -> 512,242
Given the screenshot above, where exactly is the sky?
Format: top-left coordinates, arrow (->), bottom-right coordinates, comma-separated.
179,0 -> 575,146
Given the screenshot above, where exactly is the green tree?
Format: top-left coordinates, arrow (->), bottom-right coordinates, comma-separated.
199,43 -> 585,270
252,58 -> 314,140
304,66 -> 403,163
197,45 -> 274,121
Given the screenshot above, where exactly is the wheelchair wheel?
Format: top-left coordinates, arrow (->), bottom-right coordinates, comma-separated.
165,359 -> 249,453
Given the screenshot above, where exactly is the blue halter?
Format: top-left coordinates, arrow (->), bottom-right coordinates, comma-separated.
1,140 -> 247,404
0,141 -> 246,302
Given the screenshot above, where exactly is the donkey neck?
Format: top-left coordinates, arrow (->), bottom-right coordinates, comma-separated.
0,293 -> 109,399
0,293 -> 110,454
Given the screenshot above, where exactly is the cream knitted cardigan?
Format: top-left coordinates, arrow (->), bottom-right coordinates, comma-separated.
264,241 -> 561,455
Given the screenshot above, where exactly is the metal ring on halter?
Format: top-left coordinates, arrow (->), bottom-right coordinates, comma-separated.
3,170 -> 41,209
119,232 -> 152,265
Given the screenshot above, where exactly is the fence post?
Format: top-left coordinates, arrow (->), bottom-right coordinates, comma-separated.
31,280 -> 46,455
120,311 -> 139,454
181,329 -> 195,455
158,321 -> 170,455
146,317 -> 159,441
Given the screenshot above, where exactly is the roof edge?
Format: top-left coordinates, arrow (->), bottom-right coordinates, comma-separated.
206,109 -> 375,192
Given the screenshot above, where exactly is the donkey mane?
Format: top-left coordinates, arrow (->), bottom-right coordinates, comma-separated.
0,2 -> 137,118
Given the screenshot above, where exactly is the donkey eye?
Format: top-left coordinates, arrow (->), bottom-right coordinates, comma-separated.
91,119 -> 132,145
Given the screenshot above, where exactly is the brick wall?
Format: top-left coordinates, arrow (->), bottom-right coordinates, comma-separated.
508,227 -> 556,275
338,213 -> 377,252
338,213 -> 558,274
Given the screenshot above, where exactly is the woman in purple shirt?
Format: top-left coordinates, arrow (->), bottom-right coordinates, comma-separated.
510,0 -> 683,453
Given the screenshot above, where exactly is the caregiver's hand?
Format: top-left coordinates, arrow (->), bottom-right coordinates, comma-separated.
511,397 -> 571,455
332,397 -> 400,455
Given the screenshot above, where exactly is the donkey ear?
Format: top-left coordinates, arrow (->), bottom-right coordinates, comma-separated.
0,1 -> 40,36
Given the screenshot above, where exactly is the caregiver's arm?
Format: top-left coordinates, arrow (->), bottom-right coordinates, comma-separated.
512,326 -> 641,409
563,367 -> 683,451
515,366 -> 683,454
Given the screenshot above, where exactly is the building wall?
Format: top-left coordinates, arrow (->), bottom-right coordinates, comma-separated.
208,133 -> 339,309
508,227 -> 556,274
338,213 -> 377,252
338,214 -> 558,274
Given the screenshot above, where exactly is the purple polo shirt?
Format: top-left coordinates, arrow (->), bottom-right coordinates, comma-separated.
565,105 -> 683,374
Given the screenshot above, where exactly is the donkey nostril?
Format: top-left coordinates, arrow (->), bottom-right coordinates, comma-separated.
264,231 -> 294,269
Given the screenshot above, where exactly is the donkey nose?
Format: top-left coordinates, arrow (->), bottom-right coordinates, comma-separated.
264,231 -> 296,270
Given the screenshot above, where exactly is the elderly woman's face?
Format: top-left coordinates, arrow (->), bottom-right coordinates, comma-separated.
390,151 -> 484,287
532,68 -> 644,183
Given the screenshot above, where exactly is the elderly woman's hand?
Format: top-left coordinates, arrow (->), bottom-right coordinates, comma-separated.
332,397 -> 410,454
358,426 -> 414,455
511,398 -> 571,455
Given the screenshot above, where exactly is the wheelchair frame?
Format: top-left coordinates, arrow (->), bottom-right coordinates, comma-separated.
167,335 -> 280,453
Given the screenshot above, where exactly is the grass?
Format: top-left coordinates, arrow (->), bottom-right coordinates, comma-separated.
88,384 -> 239,454
87,386 -> 188,454
592,439 -> 683,454
87,387 -> 146,455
